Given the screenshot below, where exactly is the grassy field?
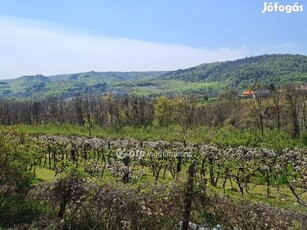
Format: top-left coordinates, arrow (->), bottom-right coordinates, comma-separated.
12,123 -> 306,150
112,79 -> 226,97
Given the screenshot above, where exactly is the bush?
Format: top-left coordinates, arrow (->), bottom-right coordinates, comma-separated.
0,130 -> 33,199
0,196 -> 54,228
0,129 -> 51,228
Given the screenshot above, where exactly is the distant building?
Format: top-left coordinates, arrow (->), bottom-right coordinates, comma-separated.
255,89 -> 270,98
241,90 -> 255,98
241,85 -> 307,99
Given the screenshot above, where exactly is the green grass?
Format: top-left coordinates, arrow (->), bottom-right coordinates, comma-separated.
0,196 -> 55,228
113,79 -> 226,97
33,162 -> 307,214
35,167 -> 56,182
207,178 -> 307,214
11,123 -> 305,149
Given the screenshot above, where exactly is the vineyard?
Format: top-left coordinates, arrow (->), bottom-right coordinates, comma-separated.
1,131 -> 306,229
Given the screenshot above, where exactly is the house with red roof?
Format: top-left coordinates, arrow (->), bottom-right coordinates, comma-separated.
241,90 -> 255,98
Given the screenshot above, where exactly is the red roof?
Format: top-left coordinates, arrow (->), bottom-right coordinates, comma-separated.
242,90 -> 255,95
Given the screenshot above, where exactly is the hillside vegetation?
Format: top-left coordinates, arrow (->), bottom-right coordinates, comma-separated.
163,54 -> 307,89
0,54 -> 306,99
0,71 -> 168,99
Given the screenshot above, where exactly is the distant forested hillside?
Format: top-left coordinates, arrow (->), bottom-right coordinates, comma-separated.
0,54 -> 306,99
163,54 -> 307,89
0,71 -> 168,99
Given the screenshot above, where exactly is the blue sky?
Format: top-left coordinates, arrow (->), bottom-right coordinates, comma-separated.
0,0 -> 306,79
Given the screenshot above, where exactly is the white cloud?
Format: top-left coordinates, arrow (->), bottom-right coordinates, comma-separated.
258,42 -> 301,54
0,16 -> 247,79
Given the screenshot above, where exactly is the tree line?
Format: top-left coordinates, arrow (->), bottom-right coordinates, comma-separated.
0,84 -> 307,138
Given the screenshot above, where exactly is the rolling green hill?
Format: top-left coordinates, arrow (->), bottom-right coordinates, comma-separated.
0,71 -> 168,99
0,54 -> 306,99
163,54 -> 307,89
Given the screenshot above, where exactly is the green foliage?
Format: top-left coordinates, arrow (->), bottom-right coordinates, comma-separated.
1,54 -> 306,99
164,54 -> 307,86
56,161 -> 89,181
0,128 -> 52,228
300,131 -> 307,146
14,123 -> 304,149
0,196 -> 54,228
153,96 -> 173,126
0,129 -> 33,197
0,71 -> 168,99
